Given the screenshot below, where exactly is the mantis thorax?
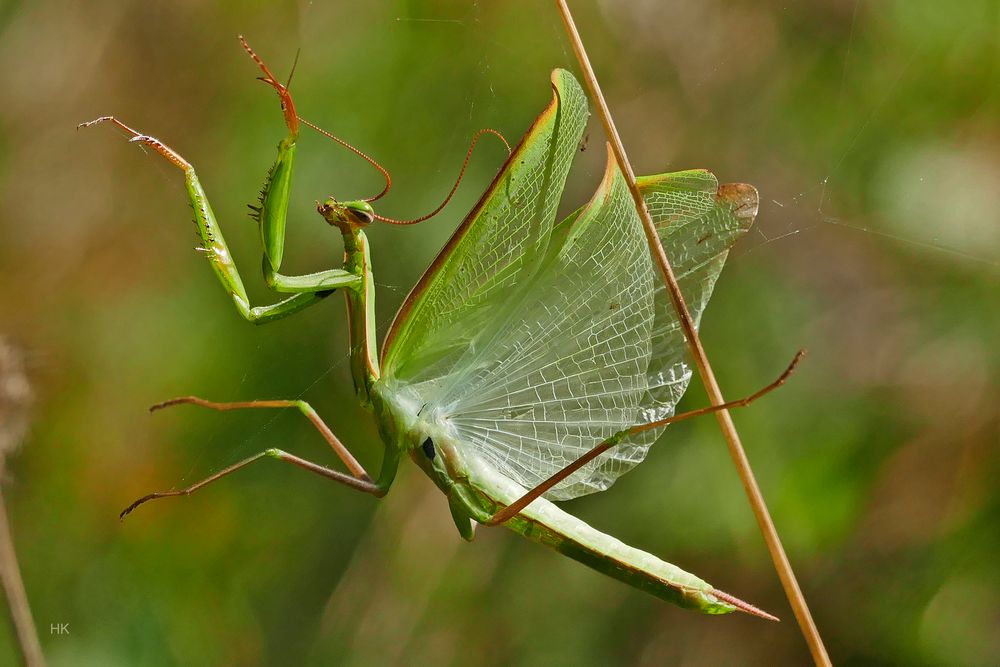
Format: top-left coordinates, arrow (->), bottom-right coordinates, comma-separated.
322,202 -> 381,411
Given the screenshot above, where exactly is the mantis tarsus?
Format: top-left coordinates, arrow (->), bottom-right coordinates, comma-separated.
81,37 -> 800,620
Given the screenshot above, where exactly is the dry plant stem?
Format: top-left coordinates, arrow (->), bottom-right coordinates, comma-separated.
555,1 -> 831,664
0,491 -> 45,667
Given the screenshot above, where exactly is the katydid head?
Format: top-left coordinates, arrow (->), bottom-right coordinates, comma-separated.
317,198 -> 375,231
409,431 -> 462,495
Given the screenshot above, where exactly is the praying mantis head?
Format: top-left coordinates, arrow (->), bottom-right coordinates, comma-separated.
318,198 -> 375,232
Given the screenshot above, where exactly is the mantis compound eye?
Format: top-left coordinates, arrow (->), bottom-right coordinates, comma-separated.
317,197 -> 373,228
316,197 -> 339,220
345,200 -> 375,226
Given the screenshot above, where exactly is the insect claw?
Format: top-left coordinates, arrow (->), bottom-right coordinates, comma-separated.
77,116 -> 118,130
240,36 -> 298,134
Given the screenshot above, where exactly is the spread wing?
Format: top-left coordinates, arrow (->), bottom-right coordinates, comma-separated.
382,69 -> 757,500
381,69 -> 588,383
613,172 -> 758,480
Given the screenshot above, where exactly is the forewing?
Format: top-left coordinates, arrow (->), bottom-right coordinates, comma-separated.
444,168 -> 758,500
383,68 -> 757,501
381,69 -> 588,384
439,149 -> 657,499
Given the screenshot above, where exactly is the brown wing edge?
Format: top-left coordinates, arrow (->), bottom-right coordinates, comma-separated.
379,69 -> 566,367
715,182 -> 759,229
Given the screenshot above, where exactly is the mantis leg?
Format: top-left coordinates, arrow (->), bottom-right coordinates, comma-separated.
77,116 -> 360,323
119,448 -> 385,520
484,351 -> 805,526
79,40 -> 362,323
149,396 -> 372,482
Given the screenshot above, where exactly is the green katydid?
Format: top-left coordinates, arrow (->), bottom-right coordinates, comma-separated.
80,37 -> 800,620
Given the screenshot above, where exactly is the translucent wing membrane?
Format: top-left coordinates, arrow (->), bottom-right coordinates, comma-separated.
383,70 -> 757,500
441,152 -> 654,497
617,173 -> 758,467
381,70 -> 588,383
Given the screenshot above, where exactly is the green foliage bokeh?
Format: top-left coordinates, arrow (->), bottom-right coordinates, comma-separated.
0,1 -> 996,665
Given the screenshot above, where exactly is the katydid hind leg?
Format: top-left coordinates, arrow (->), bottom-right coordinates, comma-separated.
150,396 -> 372,481
120,448 -> 385,520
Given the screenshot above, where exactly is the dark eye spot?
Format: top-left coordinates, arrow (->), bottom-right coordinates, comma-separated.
421,438 -> 436,460
351,209 -> 374,225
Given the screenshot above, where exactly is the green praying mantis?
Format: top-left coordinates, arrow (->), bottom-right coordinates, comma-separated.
80,37 -> 802,620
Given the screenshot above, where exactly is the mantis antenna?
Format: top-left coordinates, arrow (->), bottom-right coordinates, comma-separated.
369,127 -> 511,225
300,118 -> 511,224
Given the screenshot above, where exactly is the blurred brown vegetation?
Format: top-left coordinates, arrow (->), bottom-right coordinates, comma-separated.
0,1 -> 997,665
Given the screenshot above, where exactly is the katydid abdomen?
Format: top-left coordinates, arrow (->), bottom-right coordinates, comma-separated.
457,448 -> 758,616
384,391 -> 772,619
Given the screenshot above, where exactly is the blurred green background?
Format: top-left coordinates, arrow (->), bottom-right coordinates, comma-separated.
0,0 -> 997,665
